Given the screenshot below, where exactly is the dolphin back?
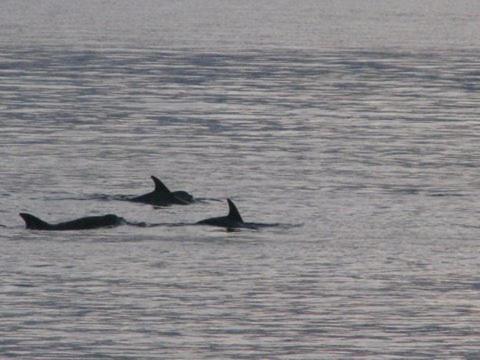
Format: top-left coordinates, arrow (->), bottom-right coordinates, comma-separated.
131,176 -> 193,205
55,214 -> 123,230
172,191 -> 194,204
19,213 -> 51,230
20,213 -> 123,231
196,199 -> 244,228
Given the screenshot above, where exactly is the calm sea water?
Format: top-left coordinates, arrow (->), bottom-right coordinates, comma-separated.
1,0 -> 480,358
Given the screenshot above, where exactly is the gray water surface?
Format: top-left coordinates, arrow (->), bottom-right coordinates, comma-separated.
1,1 -> 480,358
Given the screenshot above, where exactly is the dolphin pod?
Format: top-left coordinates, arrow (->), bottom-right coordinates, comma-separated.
18,176 -> 269,231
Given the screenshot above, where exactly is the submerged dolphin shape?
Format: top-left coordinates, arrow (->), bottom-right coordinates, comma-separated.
196,199 -> 256,229
130,176 -> 193,206
19,213 -> 124,231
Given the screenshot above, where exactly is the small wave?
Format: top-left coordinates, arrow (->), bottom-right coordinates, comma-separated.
453,224 -> 480,230
48,194 -> 223,204
124,221 -> 302,231
428,192 -> 466,197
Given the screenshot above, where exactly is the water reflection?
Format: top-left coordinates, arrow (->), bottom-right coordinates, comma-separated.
1,44 -> 480,358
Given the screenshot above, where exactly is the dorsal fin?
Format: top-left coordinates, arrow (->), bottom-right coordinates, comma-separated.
227,199 -> 243,223
19,213 -> 51,230
151,176 -> 171,194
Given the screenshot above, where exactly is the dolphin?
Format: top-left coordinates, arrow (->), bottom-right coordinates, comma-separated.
19,213 -> 124,231
130,176 -> 193,206
196,198 -> 260,229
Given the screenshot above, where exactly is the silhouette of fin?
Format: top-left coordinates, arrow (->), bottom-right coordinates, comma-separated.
151,176 -> 171,194
19,213 -> 51,230
227,199 -> 243,223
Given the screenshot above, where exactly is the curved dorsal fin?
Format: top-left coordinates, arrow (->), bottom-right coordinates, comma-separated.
19,213 -> 51,230
151,176 -> 171,194
227,199 -> 243,223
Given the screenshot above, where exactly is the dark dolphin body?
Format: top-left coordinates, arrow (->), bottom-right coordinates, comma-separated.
130,176 -> 194,206
19,213 -> 124,231
196,199 -> 262,230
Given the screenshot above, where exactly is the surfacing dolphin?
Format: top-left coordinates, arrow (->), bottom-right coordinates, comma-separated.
130,176 -> 193,206
196,198 -> 268,230
19,213 -> 124,231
